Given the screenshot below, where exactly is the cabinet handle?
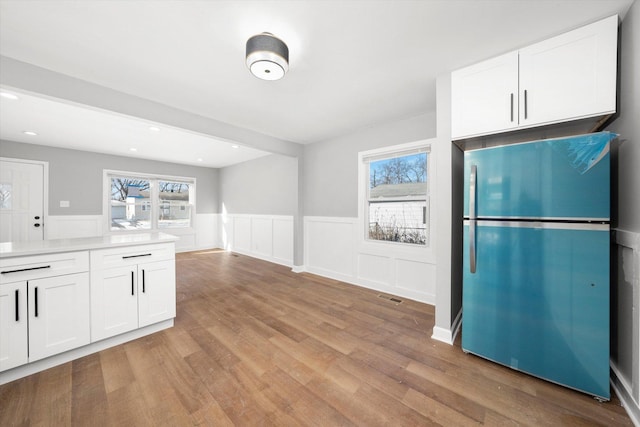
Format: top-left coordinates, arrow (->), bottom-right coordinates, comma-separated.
131,271 -> 135,296
122,253 -> 152,259
15,289 -> 19,322
1,265 -> 51,275
34,287 -> 39,318
524,89 -> 528,119
142,270 -> 146,293
510,93 -> 514,122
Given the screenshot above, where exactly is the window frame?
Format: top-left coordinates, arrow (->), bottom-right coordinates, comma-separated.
358,140 -> 432,251
103,169 -> 196,234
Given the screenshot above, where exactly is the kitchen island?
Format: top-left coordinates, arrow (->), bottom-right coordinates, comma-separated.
0,233 -> 178,385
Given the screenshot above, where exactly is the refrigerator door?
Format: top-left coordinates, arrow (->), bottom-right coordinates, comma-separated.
463,132 -> 614,220
462,222 -> 610,399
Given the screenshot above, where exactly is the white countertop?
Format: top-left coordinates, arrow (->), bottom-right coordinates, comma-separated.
0,232 -> 179,258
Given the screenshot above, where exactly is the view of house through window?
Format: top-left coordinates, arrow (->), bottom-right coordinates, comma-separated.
109,173 -> 194,231
366,150 -> 428,245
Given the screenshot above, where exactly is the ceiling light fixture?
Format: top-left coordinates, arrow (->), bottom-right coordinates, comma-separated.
246,32 -> 289,81
148,126 -> 160,132
231,145 -> 239,149
23,131 -> 38,136
129,148 -> 137,152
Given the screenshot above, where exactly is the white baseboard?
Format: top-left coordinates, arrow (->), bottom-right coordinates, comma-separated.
291,265 -> 306,273
611,362 -> 640,426
431,309 -> 462,345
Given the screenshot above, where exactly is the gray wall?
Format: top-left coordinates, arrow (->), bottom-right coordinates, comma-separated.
606,1 -> 640,408
303,112 -> 437,218
219,154 -> 297,216
0,140 -> 219,215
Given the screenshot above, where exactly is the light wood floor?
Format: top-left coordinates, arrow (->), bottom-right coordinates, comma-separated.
0,250 -> 633,426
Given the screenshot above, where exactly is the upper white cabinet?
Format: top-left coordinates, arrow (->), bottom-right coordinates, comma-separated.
452,15 -> 618,140
451,51 -> 519,138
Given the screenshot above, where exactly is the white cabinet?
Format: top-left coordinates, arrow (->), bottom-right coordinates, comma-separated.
90,243 -> 176,342
27,273 -> 90,362
451,51 -> 519,138
0,282 -> 27,371
452,15 -> 618,140
0,251 -> 90,372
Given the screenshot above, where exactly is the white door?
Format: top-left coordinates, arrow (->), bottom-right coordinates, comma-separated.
0,160 -> 44,242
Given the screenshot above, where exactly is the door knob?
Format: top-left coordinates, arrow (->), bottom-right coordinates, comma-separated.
34,223 -> 41,227
34,216 -> 40,220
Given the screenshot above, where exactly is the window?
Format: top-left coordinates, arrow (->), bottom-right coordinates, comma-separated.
106,171 -> 195,232
363,147 -> 429,246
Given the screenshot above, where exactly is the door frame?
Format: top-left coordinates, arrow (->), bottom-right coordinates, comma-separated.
0,157 -> 50,240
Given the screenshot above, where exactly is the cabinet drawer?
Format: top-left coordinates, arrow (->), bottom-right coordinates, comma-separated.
90,243 -> 175,270
0,251 -> 89,285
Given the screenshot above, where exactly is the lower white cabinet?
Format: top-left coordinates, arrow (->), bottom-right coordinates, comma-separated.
0,282 -> 28,371
0,272 -> 90,371
90,244 -> 176,342
28,273 -> 90,362
0,234 -> 177,382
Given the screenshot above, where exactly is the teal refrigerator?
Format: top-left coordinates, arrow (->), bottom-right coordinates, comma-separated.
462,132 -> 616,400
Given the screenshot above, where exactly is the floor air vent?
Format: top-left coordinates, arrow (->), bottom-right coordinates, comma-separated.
378,294 -> 403,304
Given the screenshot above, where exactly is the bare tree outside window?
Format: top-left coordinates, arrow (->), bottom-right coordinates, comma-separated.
367,152 -> 428,245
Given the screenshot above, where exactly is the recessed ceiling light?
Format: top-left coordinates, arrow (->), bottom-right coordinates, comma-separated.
231,145 -> 239,149
197,158 -> 203,162
129,148 -> 138,152
23,131 -> 38,136
148,126 -> 160,132
0,92 -> 19,100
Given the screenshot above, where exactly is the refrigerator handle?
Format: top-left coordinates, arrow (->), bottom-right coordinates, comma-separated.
469,165 -> 477,274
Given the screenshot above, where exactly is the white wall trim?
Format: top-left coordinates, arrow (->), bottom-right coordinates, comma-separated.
41,213 -> 218,253
612,227 -> 640,424
304,216 -> 436,305
431,308 -> 462,345
220,213 -> 294,267
612,363 -> 640,427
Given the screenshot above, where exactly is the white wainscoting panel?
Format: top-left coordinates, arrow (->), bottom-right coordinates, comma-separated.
251,217 -> 273,258
233,216 -> 252,253
44,214 -> 218,253
358,253 -> 392,286
194,213 -> 218,251
304,216 -> 436,305
221,214 -> 293,267
46,215 -> 103,239
611,228 -> 640,426
273,218 -> 294,264
305,217 -> 356,280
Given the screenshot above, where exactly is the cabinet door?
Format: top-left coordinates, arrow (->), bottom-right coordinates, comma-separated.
451,51 -> 519,139
519,15 -> 617,127
28,273 -> 90,362
0,282 -> 28,371
90,266 -> 139,342
138,260 -> 176,327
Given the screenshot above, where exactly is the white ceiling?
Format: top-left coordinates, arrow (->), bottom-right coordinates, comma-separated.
0,90 -> 270,168
0,0 -> 635,166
